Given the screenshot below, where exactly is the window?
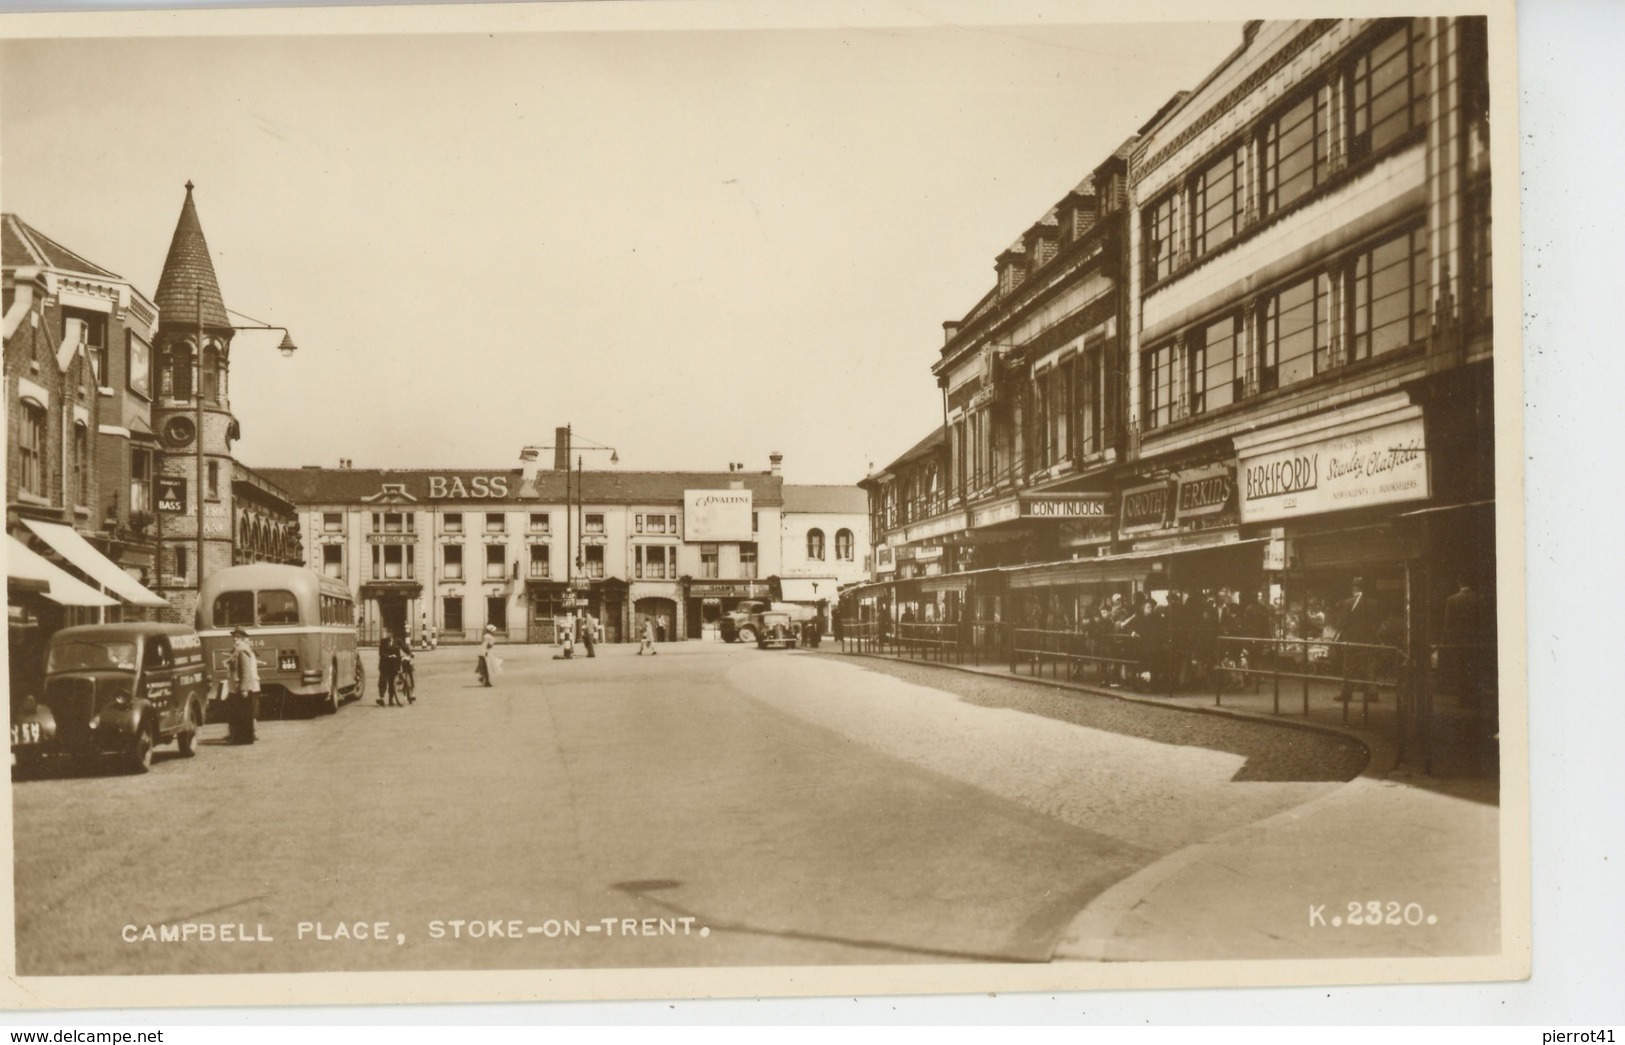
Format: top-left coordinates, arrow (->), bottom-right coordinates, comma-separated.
19,402 -> 45,496
443,513 -> 463,533
528,513 -> 549,533
583,545 -> 604,579
1263,91 -> 1328,214
487,597 -> 507,632
72,422 -> 89,506
635,545 -> 674,580
257,589 -> 299,626
700,544 -> 719,579
174,546 -> 189,583
1144,192 -> 1179,283
1188,314 -> 1241,416
64,311 -> 107,386
1194,145 -> 1245,255
206,460 -> 220,501
213,591 -> 255,627
1142,342 -> 1179,431
130,448 -> 153,515
1349,227 -> 1429,361
528,543 -> 550,578
442,544 -> 464,580
835,529 -> 854,562
443,596 -> 463,634
584,514 -> 605,535
1081,345 -> 1106,454
1261,275 -> 1319,391
485,512 -> 505,533
806,528 -> 825,561
751,511 -> 759,534
485,544 -> 507,580
739,542 -> 758,578
321,544 -> 344,580
372,544 -> 414,580
372,512 -> 414,534
1350,22 -> 1429,161
322,512 -> 344,533
160,345 -> 192,399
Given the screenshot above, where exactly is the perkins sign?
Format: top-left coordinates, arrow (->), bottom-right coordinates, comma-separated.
684,489 -> 753,542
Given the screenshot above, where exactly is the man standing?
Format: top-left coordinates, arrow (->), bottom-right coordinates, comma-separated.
581,613 -> 597,658
226,627 -> 260,745
377,632 -> 402,707
1444,577 -> 1488,700
478,624 -> 498,686
1337,577 -> 1379,704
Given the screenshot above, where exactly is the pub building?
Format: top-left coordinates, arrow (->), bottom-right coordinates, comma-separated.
260,451 -> 873,645
853,17 -> 1495,684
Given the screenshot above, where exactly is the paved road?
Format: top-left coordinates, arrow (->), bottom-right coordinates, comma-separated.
10,640 -> 1360,975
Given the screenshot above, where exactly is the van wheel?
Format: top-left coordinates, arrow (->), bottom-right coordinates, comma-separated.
738,626 -> 757,644
325,664 -> 340,715
176,702 -> 200,757
125,726 -> 154,774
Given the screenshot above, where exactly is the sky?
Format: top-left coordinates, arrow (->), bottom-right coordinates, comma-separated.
0,7 -> 1246,484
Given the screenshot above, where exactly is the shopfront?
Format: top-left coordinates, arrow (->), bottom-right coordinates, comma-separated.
683,579 -> 771,639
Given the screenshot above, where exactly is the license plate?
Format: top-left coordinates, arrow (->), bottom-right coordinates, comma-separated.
11,721 -> 41,746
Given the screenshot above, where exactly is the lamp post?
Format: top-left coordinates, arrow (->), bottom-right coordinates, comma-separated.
193,287 -> 297,590
518,425 -> 617,633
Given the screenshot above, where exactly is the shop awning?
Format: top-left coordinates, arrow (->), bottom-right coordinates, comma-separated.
7,536 -> 118,608
21,519 -> 168,607
1006,538 -> 1268,590
779,578 -> 837,602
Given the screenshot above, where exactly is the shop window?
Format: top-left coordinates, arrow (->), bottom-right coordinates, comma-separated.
485,512 -> 505,533
322,544 -> 344,580
443,512 -> 463,534
442,544 -> 463,580
529,543 -> 549,578
484,544 -> 506,580
583,545 -> 605,579
835,529 -> 854,562
739,542 -> 758,579
700,544 -> 719,579
18,401 -> 45,496
443,596 -> 463,635
322,512 -> 344,533
806,528 -> 825,561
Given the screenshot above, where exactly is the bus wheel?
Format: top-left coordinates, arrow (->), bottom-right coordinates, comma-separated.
176,702 -> 200,757
325,664 -> 340,715
124,726 -> 154,774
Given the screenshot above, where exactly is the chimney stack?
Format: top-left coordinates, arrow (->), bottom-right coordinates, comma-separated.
769,451 -> 783,476
554,426 -> 571,471
519,446 -> 541,484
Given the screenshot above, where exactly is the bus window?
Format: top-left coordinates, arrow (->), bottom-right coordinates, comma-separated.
257,589 -> 301,626
214,592 -> 255,628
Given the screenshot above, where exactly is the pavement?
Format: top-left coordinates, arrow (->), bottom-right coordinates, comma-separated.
822,641 -> 1506,963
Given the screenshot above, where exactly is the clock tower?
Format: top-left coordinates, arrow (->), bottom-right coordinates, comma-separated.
151,182 -> 238,624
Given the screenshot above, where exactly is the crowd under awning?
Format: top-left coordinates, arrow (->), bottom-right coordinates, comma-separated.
6,536 -> 118,608
21,519 -> 168,608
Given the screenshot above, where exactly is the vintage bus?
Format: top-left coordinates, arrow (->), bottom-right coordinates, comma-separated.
197,563 -> 364,715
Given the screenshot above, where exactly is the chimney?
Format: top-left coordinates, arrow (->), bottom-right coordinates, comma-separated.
519,446 -> 541,484
554,426 -> 571,471
943,321 -> 961,346
768,452 -> 783,477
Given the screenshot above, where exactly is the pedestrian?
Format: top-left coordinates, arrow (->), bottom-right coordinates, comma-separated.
1335,577 -> 1379,704
226,626 -> 260,744
1443,576 -> 1488,700
581,613 -> 597,658
657,613 -> 669,644
477,624 -> 498,686
639,616 -> 657,655
399,632 -> 417,704
377,631 -> 402,706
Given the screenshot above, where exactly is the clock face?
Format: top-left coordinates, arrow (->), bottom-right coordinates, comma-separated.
163,415 -> 196,448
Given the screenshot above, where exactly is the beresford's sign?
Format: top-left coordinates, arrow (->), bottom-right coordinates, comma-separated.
1238,415 -> 1430,523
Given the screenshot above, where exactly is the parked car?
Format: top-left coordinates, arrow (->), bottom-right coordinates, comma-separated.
16,623 -> 208,774
755,612 -> 799,650
721,600 -> 816,643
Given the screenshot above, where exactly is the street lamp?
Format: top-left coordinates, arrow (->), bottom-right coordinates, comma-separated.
193,288 -> 298,588
518,425 -> 618,641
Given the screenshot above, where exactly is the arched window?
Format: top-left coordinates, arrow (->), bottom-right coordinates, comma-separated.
806,528 -> 825,561
835,528 -> 854,562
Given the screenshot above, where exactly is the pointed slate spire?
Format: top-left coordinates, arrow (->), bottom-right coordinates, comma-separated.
155,181 -> 231,331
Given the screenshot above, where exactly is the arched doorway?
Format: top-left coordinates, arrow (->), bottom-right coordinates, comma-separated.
634,597 -> 677,643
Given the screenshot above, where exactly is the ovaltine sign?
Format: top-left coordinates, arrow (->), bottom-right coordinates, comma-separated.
1238,415 -> 1430,523
684,489 -> 753,542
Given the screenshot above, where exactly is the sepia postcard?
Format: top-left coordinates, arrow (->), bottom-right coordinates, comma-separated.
0,0 -> 1528,1011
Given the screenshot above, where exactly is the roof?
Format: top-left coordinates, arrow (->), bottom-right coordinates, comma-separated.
875,427 -> 946,476
781,484 -> 868,515
253,467 -> 786,507
154,182 -> 230,331
2,214 -> 124,280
